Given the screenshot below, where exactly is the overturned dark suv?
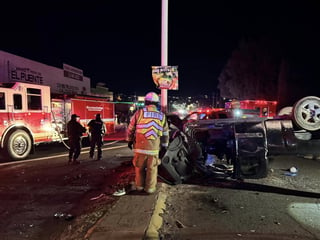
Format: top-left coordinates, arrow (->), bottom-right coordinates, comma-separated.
159,96 -> 320,184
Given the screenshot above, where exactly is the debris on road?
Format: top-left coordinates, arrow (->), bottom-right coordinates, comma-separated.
90,193 -> 106,201
54,212 -> 74,221
175,220 -> 186,228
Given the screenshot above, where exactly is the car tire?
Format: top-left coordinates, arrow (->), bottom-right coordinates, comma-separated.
293,96 -> 320,131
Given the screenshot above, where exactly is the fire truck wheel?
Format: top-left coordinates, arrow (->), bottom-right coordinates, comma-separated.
5,130 -> 32,160
293,96 -> 320,131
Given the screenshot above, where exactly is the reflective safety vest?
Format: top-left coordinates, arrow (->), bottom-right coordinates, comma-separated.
127,105 -> 169,156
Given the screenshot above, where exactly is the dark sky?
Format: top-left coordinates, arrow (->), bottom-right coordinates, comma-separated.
1,1 -> 319,97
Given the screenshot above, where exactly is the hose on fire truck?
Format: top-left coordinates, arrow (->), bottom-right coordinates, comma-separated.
51,111 -> 120,151
51,111 -> 122,152
51,110 -> 70,150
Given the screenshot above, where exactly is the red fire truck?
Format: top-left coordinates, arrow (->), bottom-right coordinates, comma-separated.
225,99 -> 278,118
0,82 -> 116,160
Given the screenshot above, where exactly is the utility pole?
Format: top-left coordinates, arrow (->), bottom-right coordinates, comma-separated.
161,0 -> 168,113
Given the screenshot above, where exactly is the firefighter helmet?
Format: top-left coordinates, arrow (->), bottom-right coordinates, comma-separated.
144,92 -> 159,103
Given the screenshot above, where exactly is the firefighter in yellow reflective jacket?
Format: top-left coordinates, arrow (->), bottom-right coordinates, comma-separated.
127,92 -> 169,194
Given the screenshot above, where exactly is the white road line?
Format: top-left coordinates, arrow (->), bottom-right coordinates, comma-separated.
0,144 -> 127,167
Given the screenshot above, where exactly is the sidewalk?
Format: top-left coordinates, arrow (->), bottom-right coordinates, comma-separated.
88,124 -> 166,240
86,183 -> 167,240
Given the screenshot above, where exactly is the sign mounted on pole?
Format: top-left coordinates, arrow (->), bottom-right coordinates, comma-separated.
152,66 -> 178,90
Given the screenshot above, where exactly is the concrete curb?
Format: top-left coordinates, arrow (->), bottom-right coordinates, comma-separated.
86,183 -> 167,240
144,183 -> 168,240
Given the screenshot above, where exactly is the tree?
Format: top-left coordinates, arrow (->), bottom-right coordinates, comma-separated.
218,37 -> 282,101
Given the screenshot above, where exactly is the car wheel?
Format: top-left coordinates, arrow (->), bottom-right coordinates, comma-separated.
158,135 -> 199,185
293,96 -> 320,131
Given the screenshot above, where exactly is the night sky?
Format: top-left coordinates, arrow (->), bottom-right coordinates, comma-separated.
1,1 -> 319,98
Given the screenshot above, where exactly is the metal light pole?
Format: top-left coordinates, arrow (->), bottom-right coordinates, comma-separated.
161,0 -> 168,113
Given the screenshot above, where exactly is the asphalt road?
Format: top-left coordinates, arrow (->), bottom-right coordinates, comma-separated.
0,140 -> 134,240
1,139 -> 320,240
159,155 -> 320,240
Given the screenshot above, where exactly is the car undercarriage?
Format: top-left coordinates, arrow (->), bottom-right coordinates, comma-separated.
159,96 -> 320,185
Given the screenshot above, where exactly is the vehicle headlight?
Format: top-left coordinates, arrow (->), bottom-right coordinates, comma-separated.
234,109 -> 243,117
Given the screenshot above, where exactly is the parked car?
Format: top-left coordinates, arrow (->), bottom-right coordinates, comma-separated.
159,96 -> 320,185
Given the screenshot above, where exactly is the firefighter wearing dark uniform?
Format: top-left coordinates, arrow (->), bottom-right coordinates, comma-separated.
88,113 -> 106,160
127,92 -> 169,194
67,114 -> 86,164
